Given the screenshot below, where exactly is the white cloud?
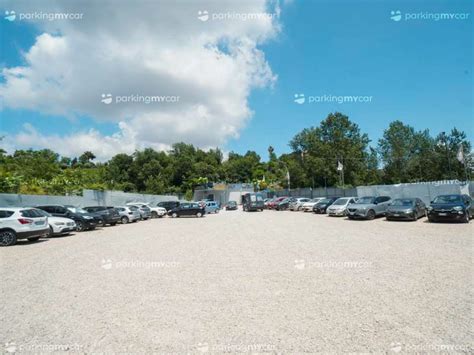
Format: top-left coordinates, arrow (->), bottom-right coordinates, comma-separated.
0,0 -> 282,159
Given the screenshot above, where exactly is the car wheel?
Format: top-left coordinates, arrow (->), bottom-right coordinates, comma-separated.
171,212 -> 178,218
0,230 -> 17,246
48,226 -> 54,237
463,212 -> 470,223
428,217 -> 435,223
196,212 -> 203,218
367,210 -> 375,220
76,221 -> 85,232
27,237 -> 41,242
121,216 -> 129,224
151,211 -> 158,218
110,222 -> 117,226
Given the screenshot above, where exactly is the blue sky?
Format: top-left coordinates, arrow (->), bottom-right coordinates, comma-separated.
0,0 -> 472,160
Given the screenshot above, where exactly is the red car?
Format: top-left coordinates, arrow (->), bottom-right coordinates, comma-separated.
267,197 -> 288,210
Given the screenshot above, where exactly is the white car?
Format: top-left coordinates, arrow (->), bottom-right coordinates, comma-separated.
289,197 -> 311,211
126,202 -> 166,218
34,208 -> 76,236
327,197 -> 357,216
115,206 -> 141,224
0,207 -> 50,246
301,198 -> 325,212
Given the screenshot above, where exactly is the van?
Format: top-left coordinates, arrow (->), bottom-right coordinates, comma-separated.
242,193 -> 264,212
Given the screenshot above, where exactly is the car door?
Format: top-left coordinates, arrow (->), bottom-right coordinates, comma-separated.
180,203 -> 190,216
54,206 -> 69,218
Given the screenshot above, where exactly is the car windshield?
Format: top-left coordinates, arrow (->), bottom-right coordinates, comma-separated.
433,195 -> 462,204
333,198 -> 349,206
392,199 -> 415,206
67,207 -> 89,214
356,197 -> 375,204
228,201 -> 237,206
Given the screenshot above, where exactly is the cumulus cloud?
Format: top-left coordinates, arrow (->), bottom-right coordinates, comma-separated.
0,0 -> 281,159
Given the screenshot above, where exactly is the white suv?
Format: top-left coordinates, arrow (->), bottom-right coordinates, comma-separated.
0,208 -> 50,246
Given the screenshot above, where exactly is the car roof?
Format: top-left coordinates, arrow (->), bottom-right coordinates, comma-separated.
0,207 -> 35,211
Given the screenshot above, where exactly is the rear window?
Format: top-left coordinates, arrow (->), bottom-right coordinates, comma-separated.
0,210 -> 14,218
20,209 -> 44,218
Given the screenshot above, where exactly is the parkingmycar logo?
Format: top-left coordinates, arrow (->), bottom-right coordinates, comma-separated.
293,94 -> 373,104
101,259 -> 181,270
4,10 -> 16,21
3,11 -> 83,22
197,10 -> 277,22
100,93 -> 180,105
390,10 -> 470,22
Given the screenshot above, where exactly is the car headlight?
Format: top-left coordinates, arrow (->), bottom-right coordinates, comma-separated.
427,206 -> 433,211
405,209 -> 413,214
54,222 -> 65,225
453,206 -> 463,211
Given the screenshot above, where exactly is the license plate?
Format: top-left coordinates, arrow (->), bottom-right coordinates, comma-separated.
438,213 -> 447,216
35,220 -> 45,225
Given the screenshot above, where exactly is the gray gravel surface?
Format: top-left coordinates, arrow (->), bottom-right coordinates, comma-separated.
1,209 -> 472,354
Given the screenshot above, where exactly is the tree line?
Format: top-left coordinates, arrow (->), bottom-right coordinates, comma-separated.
0,112 -> 471,198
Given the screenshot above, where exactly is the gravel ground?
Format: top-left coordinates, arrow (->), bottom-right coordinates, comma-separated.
1,209 -> 472,354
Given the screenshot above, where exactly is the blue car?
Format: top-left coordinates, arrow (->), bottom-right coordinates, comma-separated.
205,201 -> 220,214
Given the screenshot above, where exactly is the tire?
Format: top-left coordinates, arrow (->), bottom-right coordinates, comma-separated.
121,216 -> 129,224
367,210 -> 375,220
463,212 -> 470,223
0,229 -> 17,246
76,221 -> 85,232
48,226 -> 54,237
110,222 -> 117,226
151,211 -> 158,219
28,236 -> 41,242
196,212 -> 203,218
428,217 -> 435,223
171,212 -> 178,218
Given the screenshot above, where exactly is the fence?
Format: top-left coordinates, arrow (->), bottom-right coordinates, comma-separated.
0,189 -> 179,207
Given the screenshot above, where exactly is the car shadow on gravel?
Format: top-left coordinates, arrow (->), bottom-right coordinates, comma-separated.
11,239 -> 49,247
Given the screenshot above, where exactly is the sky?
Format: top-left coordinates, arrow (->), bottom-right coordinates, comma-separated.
0,0 -> 472,161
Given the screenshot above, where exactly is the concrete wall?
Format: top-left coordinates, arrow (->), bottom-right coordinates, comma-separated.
356,181 -> 473,205
0,189 -> 178,207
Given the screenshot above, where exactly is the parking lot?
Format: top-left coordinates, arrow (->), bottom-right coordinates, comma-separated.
1,209 -> 472,354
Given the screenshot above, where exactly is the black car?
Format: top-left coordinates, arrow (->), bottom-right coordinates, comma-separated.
168,203 -> 205,218
275,197 -> 296,211
157,201 -> 180,211
427,194 -> 473,223
386,198 -> 426,221
225,201 -> 238,211
242,193 -> 264,212
83,206 -> 121,226
313,197 -> 340,214
36,205 -> 101,231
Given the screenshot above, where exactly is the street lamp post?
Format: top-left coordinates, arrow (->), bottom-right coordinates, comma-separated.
439,132 -> 453,179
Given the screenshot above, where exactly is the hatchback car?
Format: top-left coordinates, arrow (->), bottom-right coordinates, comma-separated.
125,203 -> 152,220
386,198 -> 426,221
83,206 -> 121,226
427,194 -> 473,223
301,198 -> 325,212
0,208 -> 50,246
313,197 -> 340,214
205,201 -> 220,214
266,196 -> 288,210
347,196 -> 392,220
225,201 -> 238,211
289,198 -> 311,211
168,203 -> 205,218
115,206 -> 141,224
327,197 -> 357,216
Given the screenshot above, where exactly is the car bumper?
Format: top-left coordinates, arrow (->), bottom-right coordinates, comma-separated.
428,211 -> 467,221
347,210 -> 368,219
386,212 -> 415,220
51,225 -> 76,234
17,228 -> 50,240
328,209 -> 346,216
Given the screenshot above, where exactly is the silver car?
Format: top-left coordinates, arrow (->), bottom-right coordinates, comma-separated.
347,196 -> 392,220
327,197 -> 357,216
289,198 -> 311,211
115,206 -> 141,224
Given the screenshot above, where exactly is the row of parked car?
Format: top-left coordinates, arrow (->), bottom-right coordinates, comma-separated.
0,200 -> 222,247
264,194 -> 474,222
